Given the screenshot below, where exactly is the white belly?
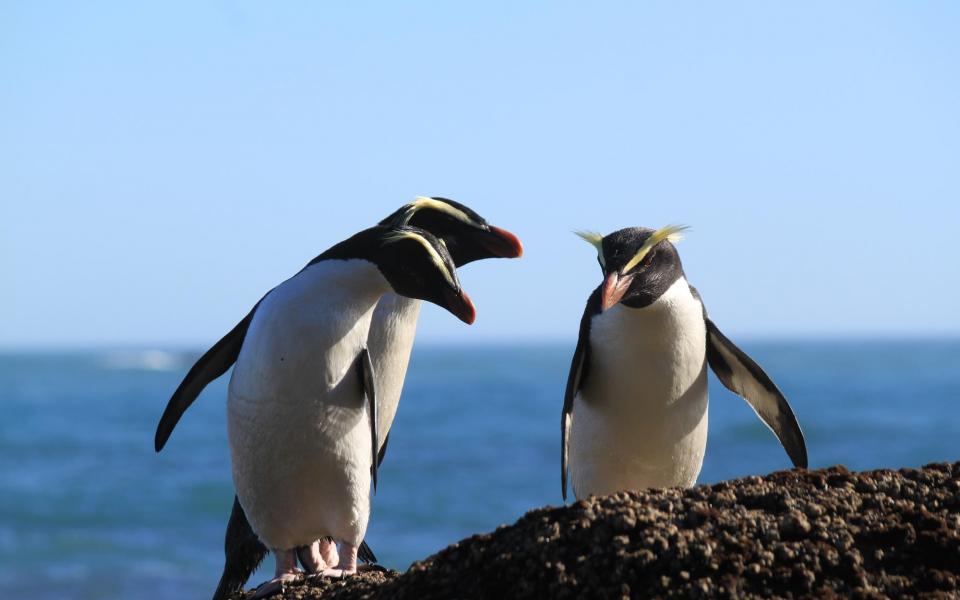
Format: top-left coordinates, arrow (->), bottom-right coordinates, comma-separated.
569,278 -> 709,498
226,260 -> 385,550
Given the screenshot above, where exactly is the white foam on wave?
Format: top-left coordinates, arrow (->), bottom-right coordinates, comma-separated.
101,350 -> 185,371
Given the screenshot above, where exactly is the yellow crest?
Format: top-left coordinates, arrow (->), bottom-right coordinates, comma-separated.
621,224 -> 689,273
574,230 -> 606,267
398,197 -> 475,227
382,229 -> 457,287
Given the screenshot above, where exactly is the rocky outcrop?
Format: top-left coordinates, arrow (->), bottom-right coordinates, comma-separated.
232,463 -> 960,599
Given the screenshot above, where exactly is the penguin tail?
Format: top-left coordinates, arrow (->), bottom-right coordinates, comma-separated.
358,540 -> 378,564
212,496 -> 269,600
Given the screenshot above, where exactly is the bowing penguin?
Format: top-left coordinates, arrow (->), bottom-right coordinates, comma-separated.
153,199 -> 521,599
187,223 -> 473,598
561,225 -> 807,501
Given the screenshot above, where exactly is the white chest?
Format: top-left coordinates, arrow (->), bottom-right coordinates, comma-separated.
586,279 -> 707,409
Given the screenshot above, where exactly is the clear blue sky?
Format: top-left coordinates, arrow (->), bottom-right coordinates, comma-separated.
2,2 -> 958,347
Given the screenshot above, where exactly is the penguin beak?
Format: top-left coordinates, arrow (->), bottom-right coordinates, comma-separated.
476,226 -> 524,259
442,287 -> 477,325
600,272 -> 633,311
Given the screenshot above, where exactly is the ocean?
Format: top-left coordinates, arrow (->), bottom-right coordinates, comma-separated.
1,341 -> 958,599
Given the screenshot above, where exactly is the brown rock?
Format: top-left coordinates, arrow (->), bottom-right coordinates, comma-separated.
229,462 -> 960,600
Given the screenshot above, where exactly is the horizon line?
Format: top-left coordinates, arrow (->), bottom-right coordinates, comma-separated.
2,332 -> 960,353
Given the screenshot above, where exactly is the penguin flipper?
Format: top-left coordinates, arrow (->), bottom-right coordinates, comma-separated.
154,303 -> 259,452
211,496 -> 268,600
705,318 -> 808,469
376,432 -> 390,467
357,347 -> 379,492
561,289 -> 600,501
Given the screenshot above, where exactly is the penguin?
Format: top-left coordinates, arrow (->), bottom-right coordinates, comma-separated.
152,198 -> 522,599
561,225 -> 807,501
224,224 -> 474,598
217,198 -> 522,598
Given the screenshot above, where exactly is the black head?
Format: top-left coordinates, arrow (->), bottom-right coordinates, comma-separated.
311,225 -> 475,324
576,225 -> 688,310
370,226 -> 475,324
379,197 -> 523,267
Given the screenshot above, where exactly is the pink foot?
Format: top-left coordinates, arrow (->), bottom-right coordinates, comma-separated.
297,538 -> 339,574
309,541 -> 358,579
319,538 -> 339,568
297,541 -> 324,573
252,549 -> 302,599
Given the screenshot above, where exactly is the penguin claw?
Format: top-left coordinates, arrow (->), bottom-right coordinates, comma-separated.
251,572 -> 302,600
307,567 -> 357,580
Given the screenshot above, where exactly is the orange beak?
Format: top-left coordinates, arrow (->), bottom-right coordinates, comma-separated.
443,288 -> 476,324
481,225 -> 524,259
600,272 -> 633,311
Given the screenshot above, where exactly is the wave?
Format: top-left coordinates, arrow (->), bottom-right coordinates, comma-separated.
99,350 -> 193,372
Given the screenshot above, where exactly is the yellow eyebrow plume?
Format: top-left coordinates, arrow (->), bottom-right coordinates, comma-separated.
382,229 -> 457,287
398,197 -> 475,227
574,230 -> 603,249
621,224 -> 690,273
574,230 -> 605,267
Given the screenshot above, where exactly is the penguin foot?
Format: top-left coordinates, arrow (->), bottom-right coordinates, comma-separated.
306,541 -> 358,579
309,566 -> 357,579
297,538 -> 340,573
252,548 -> 302,599
319,538 -> 339,569
250,572 -> 301,600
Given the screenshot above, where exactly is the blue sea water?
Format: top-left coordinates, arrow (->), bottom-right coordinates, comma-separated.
1,341 -> 959,599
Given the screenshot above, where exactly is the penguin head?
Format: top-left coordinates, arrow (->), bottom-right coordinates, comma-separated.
373,226 -> 476,324
576,225 -> 689,311
379,197 -> 523,266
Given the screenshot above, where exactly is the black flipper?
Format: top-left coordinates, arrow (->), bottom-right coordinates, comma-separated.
705,317 -> 809,469
157,251 -> 359,453
561,288 -> 601,501
376,432 -> 390,468
357,347 -> 378,492
211,496 -> 268,600
359,433 -> 388,565
357,347 -> 381,564
154,302 -> 261,452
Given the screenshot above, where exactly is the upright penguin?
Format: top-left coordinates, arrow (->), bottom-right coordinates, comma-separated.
227,225 -> 474,597
561,226 -> 807,500
153,198 -> 522,599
